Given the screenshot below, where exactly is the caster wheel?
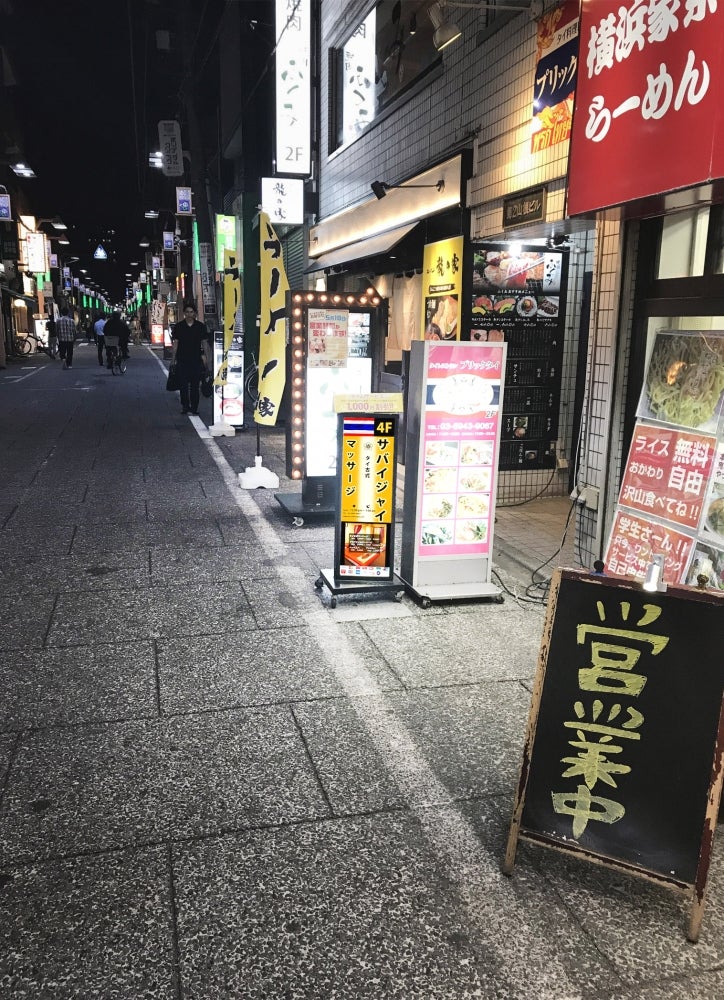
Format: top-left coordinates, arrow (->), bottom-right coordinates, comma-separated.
494,594 -> 505,604
314,577 -> 323,590
292,516 -> 304,527
421,597 -> 432,609
394,590 -> 404,602
330,597 -> 337,609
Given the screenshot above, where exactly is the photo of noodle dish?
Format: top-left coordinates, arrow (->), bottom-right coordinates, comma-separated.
455,519 -> 489,544
422,494 -> 455,520
685,542 -> 724,591
458,467 -> 492,492
424,467 -> 458,493
641,332 -> 724,432
425,440 -> 459,466
704,492 -> 724,541
457,493 -> 490,517
460,440 -> 494,465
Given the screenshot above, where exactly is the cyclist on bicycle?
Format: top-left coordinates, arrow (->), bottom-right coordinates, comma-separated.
102,312 -> 130,368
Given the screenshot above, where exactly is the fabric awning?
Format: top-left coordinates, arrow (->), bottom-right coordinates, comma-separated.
305,222 -> 417,273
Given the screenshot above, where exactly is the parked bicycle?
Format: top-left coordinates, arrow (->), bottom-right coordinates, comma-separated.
12,331 -> 52,358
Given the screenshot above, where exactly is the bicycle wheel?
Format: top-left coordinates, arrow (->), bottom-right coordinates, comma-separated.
16,336 -> 32,355
118,356 -> 127,374
111,355 -> 120,375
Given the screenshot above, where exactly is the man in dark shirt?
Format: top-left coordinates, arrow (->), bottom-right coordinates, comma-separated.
171,303 -> 209,415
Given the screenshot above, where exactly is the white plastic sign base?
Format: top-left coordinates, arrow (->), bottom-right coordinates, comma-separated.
239,455 -> 279,490
209,420 -> 236,437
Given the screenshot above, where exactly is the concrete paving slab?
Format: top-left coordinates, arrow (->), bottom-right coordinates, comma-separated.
2,551 -> 152,595
47,581 -> 257,646
0,642 -> 158,730
357,604 -> 544,687
293,681 -> 531,814
0,709 -> 330,862
0,732 -> 16,787
70,517 -> 225,553
0,846 -> 175,998
0,592 -> 56,651
171,813 -> 488,998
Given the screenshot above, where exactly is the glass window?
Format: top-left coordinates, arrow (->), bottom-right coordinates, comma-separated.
657,206 -> 710,279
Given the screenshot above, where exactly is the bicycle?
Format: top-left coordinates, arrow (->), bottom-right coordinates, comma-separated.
107,345 -> 127,375
12,331 -> 53,358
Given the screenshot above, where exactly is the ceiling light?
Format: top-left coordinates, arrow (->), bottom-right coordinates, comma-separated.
144,210 -> 159,219
139,236 -> 150,247
428,2 -> 461,51
11,162 -> 36,178
51,215 -> 67,230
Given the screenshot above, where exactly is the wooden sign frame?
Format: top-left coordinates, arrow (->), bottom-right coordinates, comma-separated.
505,568 -> 724,942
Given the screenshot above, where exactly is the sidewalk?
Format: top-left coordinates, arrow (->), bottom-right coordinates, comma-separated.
1,342 -> 723,999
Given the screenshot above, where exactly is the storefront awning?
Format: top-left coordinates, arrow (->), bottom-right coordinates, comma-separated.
304,222 -> 417,273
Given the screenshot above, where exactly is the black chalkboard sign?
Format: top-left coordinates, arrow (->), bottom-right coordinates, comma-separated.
505,569 -> 724,941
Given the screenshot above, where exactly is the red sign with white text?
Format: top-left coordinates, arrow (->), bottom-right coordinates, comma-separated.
605,510 -> 695,584
618,423 -> 716,530
568,0 -> 724,215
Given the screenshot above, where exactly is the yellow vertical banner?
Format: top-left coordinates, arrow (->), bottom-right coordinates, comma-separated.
214,248 -> 240,386
256,212 -> 289,425
420,235 -> 464,341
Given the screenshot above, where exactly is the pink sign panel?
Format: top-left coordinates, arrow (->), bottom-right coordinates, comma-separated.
604,510 -> 695,584
418,344 -> 504,557
619,423 -> 716,531
568,1 -> 724,215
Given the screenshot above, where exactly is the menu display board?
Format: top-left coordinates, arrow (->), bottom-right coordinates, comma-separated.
417,343 -> 503,557
470,243 -> 567,470
335,414 -> 397,580
605,331 -> 724,592
308,308 -> 348,367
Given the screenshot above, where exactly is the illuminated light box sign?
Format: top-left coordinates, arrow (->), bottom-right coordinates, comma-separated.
400,340 -> 506,603
506,568 -> 724,943
275,0 -> 311,176
261,177 -> 304,227
335,414 -> 398,580
568,0 -> 724,215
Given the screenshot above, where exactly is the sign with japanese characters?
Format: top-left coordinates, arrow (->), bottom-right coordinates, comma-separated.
26,232 -> 47,273
470,244 -> 568,470
507,569 -> 724,929
568,0 -> 724,215
531,0 -> 579,153
308,308 -> 348,367
275,0 -> 311,176
158,120 -> 184,177
605,330 -> 724,590
176,187 -> 192,216
416,343 -> 504,557
256,212 -> 289,425
421,236 -> 463,341
261,176 -> 305,226
214,215 -> 237,273
335,413 -> 397,580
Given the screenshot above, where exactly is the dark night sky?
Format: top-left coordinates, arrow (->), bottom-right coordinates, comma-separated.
8,1 -> 173,302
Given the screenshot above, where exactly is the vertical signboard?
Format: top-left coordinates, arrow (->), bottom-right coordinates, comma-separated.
26,232 -> 47,273
531,0 -> 579,153
260,177 -> 305,227
213,248 -> 244,427
275,0 -> 311,176
176,187 -> 193,215
400,340 -> 506,602
567,1 -> 724,215
198,242 -> 216,319
158,120 -> 184,177
336,414 -> 397,580
420,236 -> 463,341
470,244 -> 567,470
604,330 -> 724,591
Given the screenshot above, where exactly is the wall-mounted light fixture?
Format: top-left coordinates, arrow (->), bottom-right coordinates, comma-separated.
642,554 -> 666,593
427,2 -> 462,51
139,236 -> 150,248
371,178 -> 445,200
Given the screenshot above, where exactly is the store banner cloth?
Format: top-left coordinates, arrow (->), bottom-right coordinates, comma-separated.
256,211 -> 289,426
214,248 -> 241,387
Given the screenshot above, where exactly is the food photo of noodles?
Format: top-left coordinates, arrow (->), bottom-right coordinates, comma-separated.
642,332 -> 724,430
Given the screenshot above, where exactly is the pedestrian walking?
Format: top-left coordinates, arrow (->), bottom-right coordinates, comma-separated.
130,315 -> 141,346
56,307 -> 77,369
47,311 -> 58,358
170,302 -> 209,415
93,313 -> 106,366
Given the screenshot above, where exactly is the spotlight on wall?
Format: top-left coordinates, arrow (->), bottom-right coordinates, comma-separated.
371,178 -> 445,200
428,2 -> 461,51
642,553 -> 666,593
